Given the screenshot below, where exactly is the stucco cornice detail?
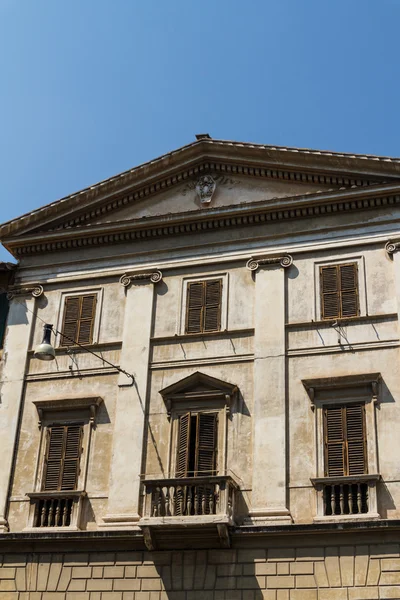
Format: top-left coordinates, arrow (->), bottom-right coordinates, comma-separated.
33,396 -> 104,427
7,188 -> 400,257
119,270 -> 163,287
302,373 -> 381,410
42,163 -> 378,234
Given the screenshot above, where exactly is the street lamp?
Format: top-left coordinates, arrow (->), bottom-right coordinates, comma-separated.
34,323 -> 134,383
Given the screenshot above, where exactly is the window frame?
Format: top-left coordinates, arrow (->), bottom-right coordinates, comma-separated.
42,423 -> 84,492
303,374 -> 380,521
323,402 -> 368,477
314,256 -> 367,321
179,273 -> 228,335
56,287 -> 103,348
170,405 -> 226,479
25,396 -> 103,531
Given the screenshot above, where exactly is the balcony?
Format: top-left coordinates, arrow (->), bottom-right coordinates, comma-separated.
26,491 -> 86,530
311,474 -> 380,521
139,475 -> 239,550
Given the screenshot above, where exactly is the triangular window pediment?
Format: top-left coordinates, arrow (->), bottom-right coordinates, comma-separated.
160,371 -> 238,416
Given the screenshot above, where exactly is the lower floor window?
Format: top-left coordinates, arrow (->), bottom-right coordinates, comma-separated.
176,412 -> 218,477
324,403 -> 367,477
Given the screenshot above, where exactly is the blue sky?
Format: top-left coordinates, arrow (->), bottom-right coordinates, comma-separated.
1,0 -> 400,261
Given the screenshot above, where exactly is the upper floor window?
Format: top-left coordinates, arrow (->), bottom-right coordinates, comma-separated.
176,412 -> 218,477
324,403 -> 366,477
61,294 -> 97,346
185,279 -> 222,334
320,263 -> 359,320
43,424 -> 83,491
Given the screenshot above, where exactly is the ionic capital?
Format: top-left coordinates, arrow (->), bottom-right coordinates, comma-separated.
119,270 -> 163,287
385,240 -> 400,256
7,284 -> 44,300
246,255 -> 293,272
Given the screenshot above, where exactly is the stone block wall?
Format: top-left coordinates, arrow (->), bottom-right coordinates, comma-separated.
0,543 -> 400,599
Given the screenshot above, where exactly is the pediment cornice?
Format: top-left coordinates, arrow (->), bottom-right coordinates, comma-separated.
2,138 -> 400,243
5,182 -> 400,257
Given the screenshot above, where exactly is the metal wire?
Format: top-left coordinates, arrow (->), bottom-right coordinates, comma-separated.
10,295 -> 134,382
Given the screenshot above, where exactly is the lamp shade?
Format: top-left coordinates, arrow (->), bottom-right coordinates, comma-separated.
34,324 -> 56,361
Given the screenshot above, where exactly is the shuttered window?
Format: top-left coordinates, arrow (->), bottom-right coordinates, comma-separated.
175,412 -> 218,477
43,424 -> 83,491
323,403 -> 367,477
320,263 -> 359,320
61,295 -> 97,346
185,280 -> 222,334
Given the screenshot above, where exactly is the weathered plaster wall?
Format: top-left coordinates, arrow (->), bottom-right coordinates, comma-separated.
3,175 -> 400,532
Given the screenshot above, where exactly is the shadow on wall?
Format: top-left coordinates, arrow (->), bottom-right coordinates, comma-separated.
7,298 -> 29,326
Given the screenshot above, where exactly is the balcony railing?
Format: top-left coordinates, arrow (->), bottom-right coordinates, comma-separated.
311,474 -> 380,518
26,491 -> 86,529
142,475 -> 238,521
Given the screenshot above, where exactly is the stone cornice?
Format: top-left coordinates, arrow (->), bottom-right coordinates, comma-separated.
44,161 -> 379,234
33,396 -> 104,427
7,186 -> 400,257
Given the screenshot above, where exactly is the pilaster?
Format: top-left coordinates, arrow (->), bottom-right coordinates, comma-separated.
100,271 -> 161,529
0,293 -> 37,531
247,255 -> 293,525
386,241 -> 400,335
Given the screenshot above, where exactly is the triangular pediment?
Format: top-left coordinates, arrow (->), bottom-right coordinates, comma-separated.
160,371 -> 238,398
2,138 -> 400,255
42,171 -> 343,232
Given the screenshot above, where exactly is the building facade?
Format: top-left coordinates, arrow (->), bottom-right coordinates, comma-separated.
1,136 -> 400,598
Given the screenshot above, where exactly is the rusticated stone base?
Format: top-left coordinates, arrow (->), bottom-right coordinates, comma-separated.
0,537 -> 400,599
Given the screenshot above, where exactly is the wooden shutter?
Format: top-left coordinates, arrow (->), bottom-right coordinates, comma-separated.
43,425 -> 83,491
324,406 -> 345,476
62,297 -> 80,346
195,413 -> 218,475
61,425 -> 83,490
320,266 -> 340,319
346,403 -> 367,475
43,426 -> 65,491
78,295 -> 97,344
204,280 -> 222,332
186,283 -> 204,334
61,295 -> 96,346
340,264 -> 359,318
320,264 -> 359,320
175,413 -> 191,477
185,280 -> 222,334
324,404 -> 367,477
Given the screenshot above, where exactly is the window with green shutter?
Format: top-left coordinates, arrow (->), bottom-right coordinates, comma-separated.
175,412 -> 218,477
320,263 -> 359,320
323,403 -> 367,477
185,280 -> 222,334
61,295 -> 97,346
